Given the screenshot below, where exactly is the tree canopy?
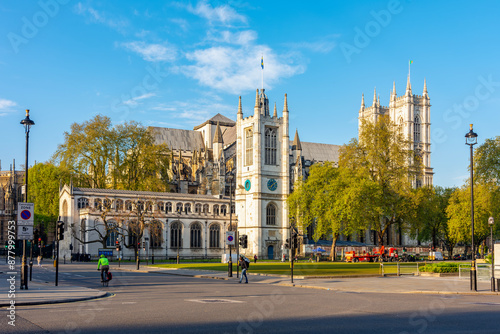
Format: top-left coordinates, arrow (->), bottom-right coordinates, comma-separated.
52,115 -> 170,191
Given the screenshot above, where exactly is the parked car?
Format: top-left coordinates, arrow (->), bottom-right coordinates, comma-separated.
453,254 -> 466,260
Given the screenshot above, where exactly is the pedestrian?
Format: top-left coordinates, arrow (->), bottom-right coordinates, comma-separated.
239,255 -> 248,284
37,255 -> 42,267
254,254 -> 257,263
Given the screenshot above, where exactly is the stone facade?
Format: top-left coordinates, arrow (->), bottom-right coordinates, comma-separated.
0,161 -> 24,248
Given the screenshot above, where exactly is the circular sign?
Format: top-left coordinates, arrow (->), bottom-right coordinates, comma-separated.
228,235 -> 234,242
267,179 -> 278,191
20,210 -> 31,220
244,179 -> 251,191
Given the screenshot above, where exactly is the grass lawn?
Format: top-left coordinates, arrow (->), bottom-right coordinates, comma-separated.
151,262 -> 387,276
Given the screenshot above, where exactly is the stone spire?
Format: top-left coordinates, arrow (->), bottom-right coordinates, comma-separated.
293,129 -> 302,150
372,87 -> 377,106
238,96 -> 243,115
378,95 -> 380,106
213,121 -> 223,144
273,102 -> 277,118
423,78 -> 428,95
254,89 -> 260,115
283,93 -> 288,113
406,75 -> 412,95
361,93 -> 365,108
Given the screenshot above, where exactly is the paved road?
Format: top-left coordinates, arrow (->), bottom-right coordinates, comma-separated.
2,263 -> 500,333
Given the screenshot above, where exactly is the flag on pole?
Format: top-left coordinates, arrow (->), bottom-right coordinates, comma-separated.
409,60 -> 413,65
261,56 -> 264,69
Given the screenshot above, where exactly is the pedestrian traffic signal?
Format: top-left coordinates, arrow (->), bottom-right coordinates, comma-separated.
285,238 -> 290,249
57,221 -> 65,241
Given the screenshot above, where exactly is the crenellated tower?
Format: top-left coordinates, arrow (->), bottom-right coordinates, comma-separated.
235,89 -> 290,259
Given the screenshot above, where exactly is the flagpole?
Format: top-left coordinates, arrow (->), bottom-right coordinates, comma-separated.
261,55 -> 264,90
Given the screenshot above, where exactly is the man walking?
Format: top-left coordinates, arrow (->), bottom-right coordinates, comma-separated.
239,255 -> 248,284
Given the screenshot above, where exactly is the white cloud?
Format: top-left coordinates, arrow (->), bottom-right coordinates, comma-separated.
122,93 -> 156,107
207,30 -> 257,45
186,0 -> 247,26
170,18 -> 189,32
121,41 -> 177,62
75,3 -> 128,32
0,98 -> 17,116
284,35 -> 339,54
181,45 -> 305,94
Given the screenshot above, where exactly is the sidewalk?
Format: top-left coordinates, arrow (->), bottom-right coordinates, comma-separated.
0,264 -> 107,307
114,263 -> 500,296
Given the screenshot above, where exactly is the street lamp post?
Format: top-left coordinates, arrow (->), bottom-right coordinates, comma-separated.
465,124 -> 478,291
228,172 -> 234,278
20,109 -> 35,290
489,216 -> 495,292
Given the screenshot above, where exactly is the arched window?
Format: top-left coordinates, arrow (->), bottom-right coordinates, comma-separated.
146,201 -> 153,211
203,204 -> 209,213
245,128 -> 253,166
213,205 -> 219,215
105,223 -> 117,247
128,222 -> 139,246
150,221 -> 163,249
185,203 -> 191,214
103,198 -> 111,209
195,204 -> 202,213
170,222 -> 182,248
125,200 -> 133,211
116,199 -> 123,211
414,115 -> 421,143
137,201 -> 144,211
266,203 -> 277,225
62,200 -> 68,225
265,128 -> 277,165
209,224 -> 220,248
158,202 -> 164,212
220,205 -> 227,216
77,197 -> 89,209
94,199 -> 102,210
231,204 -> 235,214
165,202 -> 172,213
176,203 -> 183,213
190,222 -> 202,248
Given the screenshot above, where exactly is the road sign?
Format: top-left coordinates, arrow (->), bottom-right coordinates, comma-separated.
489,217 -> 494,225
226,231 -> 235,246
18,225 -> 34,240
17,202 -> 34,226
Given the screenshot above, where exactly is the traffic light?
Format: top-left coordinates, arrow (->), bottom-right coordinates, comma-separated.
57,221 -> 65,241
239,235 -> 248,248
115,240 -> 121,252
284,238 -> 290,249
292,233 -> 298,250
38,238 -> 42,248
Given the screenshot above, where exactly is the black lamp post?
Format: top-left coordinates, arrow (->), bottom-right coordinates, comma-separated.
465,124 -> 477,291
20,109 -> 34,290
227,172 -> 234,278
489,216 -> 495,292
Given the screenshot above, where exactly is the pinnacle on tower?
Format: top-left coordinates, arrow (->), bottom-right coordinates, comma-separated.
283,93 -> 288,113
423,78 -> 428,94
293,129 -> 302,150
373,87 -> 377,106
406,75 -> 412,94
238,96 -> 243,114
393,81 -> 396,95
361,93 -> 365,108
378,95 -> 380,106
273,102 -> 277,117
254,89 -> 259,109
213,121 -> 223,144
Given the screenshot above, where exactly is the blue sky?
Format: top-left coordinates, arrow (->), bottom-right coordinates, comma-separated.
1,0 -> 499,188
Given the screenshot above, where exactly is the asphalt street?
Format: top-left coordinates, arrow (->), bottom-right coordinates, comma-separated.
2,263 -> 500,334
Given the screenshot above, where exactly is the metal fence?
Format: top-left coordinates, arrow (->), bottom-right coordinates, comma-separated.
380,262 -> 419,276
459,264 -> 500,281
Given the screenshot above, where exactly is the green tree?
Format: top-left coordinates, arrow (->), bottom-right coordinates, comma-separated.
338,116 -> 421,246
28,162 -> 72,232
446,183 -> 498,255
475,136 -> 500,186
52,115 -> 170,191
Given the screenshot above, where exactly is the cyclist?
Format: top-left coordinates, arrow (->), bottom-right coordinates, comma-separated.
97,254 -> 109,282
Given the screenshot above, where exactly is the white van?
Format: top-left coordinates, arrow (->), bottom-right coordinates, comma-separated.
428,251 -> 444,261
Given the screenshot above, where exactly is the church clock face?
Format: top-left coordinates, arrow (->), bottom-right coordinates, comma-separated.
244,179 -> 251,191
267,178 -> 278,191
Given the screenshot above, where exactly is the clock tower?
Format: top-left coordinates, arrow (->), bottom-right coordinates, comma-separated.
235,89 -> 290,260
